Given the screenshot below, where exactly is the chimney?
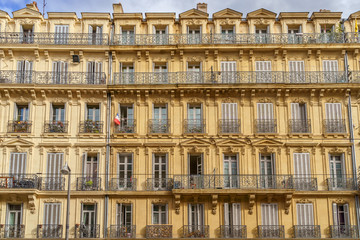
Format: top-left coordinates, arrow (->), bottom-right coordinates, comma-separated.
319,9 -> 331,12
26,1 -> 39,11
113,3 -> 124,14
197,3 -> 207,13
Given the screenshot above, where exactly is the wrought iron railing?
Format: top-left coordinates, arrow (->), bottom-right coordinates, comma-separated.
184,119 -> 206,134
255,119 -> 277,133
148,119 -> 170,134
76,177 -> 101,191
289,119 -> 311,133
145,178 -> 173,190
37,224 -> 63,238
109,225 -> 136,238
39,177 -> 65,191
146,225 -> 172,238
219,119 -> 241,134
293,225 -> 320,238
75,224 -> 100,238
0,224 -> 25,238
0,174 -> 38,189
327,176 -> 356,190
114,119 -> 136,134
7,120 -> 32,133
44,121 -> 68,133
330,225 -> 359,239
323,120 -> 346,134
220,225 -> 247,238
258,225 -> 284,238
109,178 -> 137,191
293,177 -> 318,191
79,121 -> 103,134
183,225 -> 209,238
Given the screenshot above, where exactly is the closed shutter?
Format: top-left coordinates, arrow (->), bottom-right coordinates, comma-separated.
289,61 -> 305,83
88,25 -> 93,44
221,61 -> 236,72
291,103 -> 307,120
261,203 -> 278,225
232,203 -> 241,225
256,61 -> 272,83
325,103 -> 342,120
96,26 -> 103,45
222,103 -> 238,120
224,203 -> 230,225
289,61 -> 305,72
44,203 -> 61,225
9,153 -> 27,175
323,60 -> 338,71
293,153 -> 310,176
257,103 -> 274,120
296,203 -> 314,225
96,62 -> 102,84
46,153 -> 63,176
82,152 -> 88,177
256,61 -> 272,71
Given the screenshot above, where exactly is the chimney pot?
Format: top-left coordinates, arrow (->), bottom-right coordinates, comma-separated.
197,3 -> 207,13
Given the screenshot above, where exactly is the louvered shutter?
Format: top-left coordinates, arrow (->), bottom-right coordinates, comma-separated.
333,203 -> 339,225
25,61 -> 33,83
224,203 -> 229,225
261,203 -> 278,225
82,152 -> 88,177
256,61 -> 272,83
323,60 -> 338,71
257,103 -> 273,120
9,153 -> 27,176
325,103 -> 342,120
96,62 -> 102,84
96,26 -> 103,45
188,204 -> 192,225
343,204 -> 350,226
222,103 -> 238,120
232,203 -> 241,225
88,25 -> 93,44
294,153 -> 310,176
47,153 -> 63,176
289,61 -> 305,83
44,203 -> 61,225
297,203 -> 314,225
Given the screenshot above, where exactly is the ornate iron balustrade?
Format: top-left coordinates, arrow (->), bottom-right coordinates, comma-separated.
289,119 -> 311,133
148,119 -> 170,134
0,174 -> 38,189
323,120 -> 346,134
109,225 -> 136,238
293,225 -> 320,238
109,178 -> 137,191
330,225 -> 359,239
0,224 -> 25,238
7,120 -> 32,133
39,177 -> 65,191
76,177 -> 101,191
351,71 -> 360,83
37,224 -> 63,238
145,178 -> 173,191
220,225 -> 247,238
44,121 -> 68,133
327,176 -> 355,190
293,177 -> 318,191
255,119 -> 277,133
114,119 -> 136,134
258,225 -> 284,238
183,225 -> 209,238
75,224 -> 100,238
219,119 -> 241,134
184,119 -> 206,134
79,121 -> 103,134
146,225 -> 172,238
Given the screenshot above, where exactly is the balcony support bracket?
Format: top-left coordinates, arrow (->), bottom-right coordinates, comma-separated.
211,194 -> 218,215
175,194 -> 181,214
284,194 -> 293,214
248,194 -> 255,215
28,194 -> 36,214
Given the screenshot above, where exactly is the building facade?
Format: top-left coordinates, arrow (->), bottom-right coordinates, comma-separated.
0,1 -> 360,239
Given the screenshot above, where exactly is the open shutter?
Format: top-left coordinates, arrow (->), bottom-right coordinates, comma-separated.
82,152 -> 88,177
343,204 -> 350,226
165,26 -> 168,34
333,203 -> 339,225
153,25 -> 156,34
299,25 -> 302,33
188,204 -> 192,225
232,203 -> 241,225
88,25 -> 93,44
224,203 -> 229,225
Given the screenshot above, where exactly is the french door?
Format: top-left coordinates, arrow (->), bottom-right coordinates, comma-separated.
260,154 -> 275,188
153,154 -> 168,190
255,61 -> 272,83
289,61 -> 305,83
46,153 -> 64,190
118,154 -> 133,189
223,155 -> 238,188
293,153 -> 312,190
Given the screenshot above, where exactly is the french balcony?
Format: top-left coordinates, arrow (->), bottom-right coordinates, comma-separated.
293,177 -> 318,191
44,121 -> 68,133
255,119 -> 277,134
183,225 -> 209,238
326,176 -> 355,190
145,178 -> 173,191
39,177 -> 65,191
0,174 -> 38,189
76,177 -> 101,191
79,121 -> 103,134
7,120 -> 32,133
258,225 -> 284,238
293,225 -> 321,238
114,119 -> 136,134
0,224 -> 25,238
75,224 -> 100,238
146,225 -> 172,239
218,119 -> 241,134
109,225 -> 136,238
109,178 -> 137,191
148,119 -> 170,134
220,225 -> 247,238
184,119 -> 206,134
323,120 -> 346,134
289,119 -> 311,134
330,225 -> 359,239
37,224 -> 63,238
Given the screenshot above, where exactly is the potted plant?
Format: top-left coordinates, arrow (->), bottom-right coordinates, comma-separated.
85,180 -> 93,189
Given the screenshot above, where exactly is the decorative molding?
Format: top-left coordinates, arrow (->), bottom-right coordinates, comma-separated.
327,97 -> 339,103
174,195 -> 181,214
211,194 -> 218,215
222,97 -> 236,103
296,198 -> 312,203
258,98 -> 272,103
188,98 -> 202,103
254,18 -> 269,25
153,98 -> 168,104
292,98 -> 306,104
44,198 -> 61,203
80,198 -> 98,204
329,147 -> 344,154
116,198 -> 132,204
28,195 -> 36,214
259,146 -> 274,153
151,199 -> 168,204
284,194 -> 292,214
248,194 -> 255,215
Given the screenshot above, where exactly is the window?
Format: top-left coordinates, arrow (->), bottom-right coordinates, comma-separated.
332,203 -> 351,238
221,103 -> 239,133
287,26 -> 302,44
187,62 -> 202,83
255,26 -> 269,43
43,203 -> 61,238
15,104 -> 29,121
290,103 -> 309,133
119,63 -> 134,84
86,104 -> 100,122
46,153 -> 64,190
260,154 -> 275,188
16,60 -> 33,83
152,104 -> 168,133
153,26 -> 168,44
118,153 -> 133,190
329,154 -> 346,190
88,25 -> 103,45
293,153 -> 312,190
223,155 -> 238,188
51,104 -> 65,123
261,203 -> 279,236
9,152 -> 27,178
189,154 -> 203,188
323,60 -> 342,83
297,203 -> 314,225
223,203 -> 242,238
153,63 -> 168,83
20,25 -> 34,43
6,204 -> 23,238
187,26 -> 201,44
289,61 -> 305,83
152,154 -> 168,190
187,104 -> 203,133
220,61 -> 237,83
152,204 -> 168,224
52,61 -> 68,84
255,61 -> 272,83
325,103 -> 345,133
220,26 -> 235,43
81,204 -> 97,238
82,153 -> 99,190
86,61 -> 103,84
55,25 -> 69,44
256,103 -> 275,133
117,104 -> 134,133
117,203 -> 132,225
120,26 -> 135,44
189,203 -> 204,225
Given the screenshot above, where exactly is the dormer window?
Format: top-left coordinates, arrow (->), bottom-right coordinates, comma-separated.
320,25 -> 336,43
321,25 -> 334,33
120,26 -> 135,45
153,26 -> 168,44
255,26 -> 270,43
287,25 -> 303,44
88,25 -> 103,45
221,26 -> 234,34
187,26 -> 201,44
20,25 -> 34,43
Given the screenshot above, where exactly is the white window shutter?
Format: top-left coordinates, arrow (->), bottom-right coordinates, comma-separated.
232,203 -> 241,225
344,204 -> 350,226
325,103 -> 342,120
332,203 -> 338,225
188,204 -> 192,225
323,60 -> 338,71
224,203 -> 229,225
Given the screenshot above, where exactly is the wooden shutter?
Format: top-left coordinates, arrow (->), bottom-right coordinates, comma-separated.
82,152 -> 88,177
333,203 -> 339,225
44,203 -> 61,225
296,203 -> 314,225
323,60 -> 338,71
222,103 -> 238,120
232,203 -> 241,225
291,103 -> 307,120
224,203 -> 229,225
221,61 -> 236,72
261,203 -> 278,225
325,103 -> 342,120
256,61 -> 272,71
188,204 -> 193,225
9,153 -> 27,175
47,153 -> 63,176
257,103 -> 274,120
344,204 -> 350,226
289,61 -> 305,72
294,153 -> 310,176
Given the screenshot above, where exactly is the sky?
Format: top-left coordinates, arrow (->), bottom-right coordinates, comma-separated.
0,0 -> 359,18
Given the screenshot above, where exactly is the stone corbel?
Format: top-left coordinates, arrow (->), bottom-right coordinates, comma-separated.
174,195 -> 181,214
137,51 -> 141,62
248,194 -> 255,215
214,50 -> 218,61
180,50 -> 184,62
112,51 -> 116,61
0,50 -> 5,58
145,51 -> 149,62
28,195 -> 36,214
44,51 -> 49,62
171,51 -> 175,62
34,50 -> 39,61
284,194 -> 292,214
8,50 -> 13,59
211,194 -> 218,215
205,50 -> 209,62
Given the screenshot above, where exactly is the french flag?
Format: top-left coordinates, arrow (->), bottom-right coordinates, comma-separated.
114,113 -> 121,125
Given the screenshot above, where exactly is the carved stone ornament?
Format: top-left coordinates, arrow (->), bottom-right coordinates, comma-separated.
152,199 -> 168,204
174,195 -> 181,214
186,56 -> 202,62
211,195 -> 218,215
80,198 -> 98,204
152,147 -> 168,153
329,147 -> 343,154
258,98 -> 272,103
259,146 -> 274,153
15,146 -> 25,153
292,98 -> 306,104
8,194 -> 21,202
185,19 -> 202,25
116,198 -> 132,204
52,98 -> 67,103
220,20 -> 235,25
118,98 -> 134,104
334,198 -> 346,204
44,198 -> 61,203
284,194 -> 292,215
295,147 -> 307,153
254,18 -> 269,25
153,98 -> 168,104
248,194 -> 255,215
296,198 -> 312,203
28,195 -> 36,214
222,97 -> 236,103
327,98 -> 339,103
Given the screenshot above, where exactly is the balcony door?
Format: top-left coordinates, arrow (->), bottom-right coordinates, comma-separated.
119,104 -> 134,133
55,25 -> 69,44
88,25 -> 103,45
187,26 -> 201,44
86,61 -> 103,84
120,26 -> 135,45
153,154 -> 168,190
220,26 -> 235,43
81,204 -> 97,238
223,155 -> 238,188
220,61 -> 236,83
325,103 -> 343,133
15,104 -> 29,122
224,203 -> 241,226
289,61 -> 305,83
86,104 -> 100,122
293,153 -> 311,190
189,154 -> 203,188
120,63 -> 134,84
221,103 -> 238,133
153,63 -> 168,83
6,204 -> 22,238
333,203 -> 350,236
323,60 -> 341,83
255,26 -> 269,43
257,103 -> 274,133
297,203 -> 314,225
152,204 -> 168,224
16,60 -> 33,83
153,104 -> 168,133
329,154 -> 345,189
187,62 -> 202,83
9,152 -> 27,180
189,204 -> 204,226
154,26 -> 168,44
261,203 -> 278,225
83,153 -> 99,188
255,61 -> 272,83
187,104 -> 202,133
118,154 -> 133,189
52,61 -> 68,84
117,203 -> 132,226
287,26 -> 302,44
43,203 -> 61,237
46,153 -> 63,190
260,154 -> 275,188
290,103 -> 308,132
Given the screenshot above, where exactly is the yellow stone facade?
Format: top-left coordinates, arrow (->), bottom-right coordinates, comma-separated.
0,2 -> 360,240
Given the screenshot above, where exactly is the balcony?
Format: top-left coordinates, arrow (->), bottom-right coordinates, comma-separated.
39,177 -> 65,191
255,119 -> 277,134
76,177 -> 101,191
293,225 -> 320,238
0,224 -> 25,238
146,225 -> 172,238
37,224 -> 63,238
258,225 -> 284,238
148,119 -> 170,134
327,176 -> 356,190
289,119 -> 311,134
79,121 -> 103,134
0,174 -> 38,189
323,120 -> 346,134
183,225 -> 209,238
330,225 -> 359,239
109,225 -> 136,238
7,121 -> 32,133
219,119 -> 241,134
184,119 -> 206,134
75,224 -> 100,238
114,119 -> 136,134
109,178 -> 137,191
44,121 -> 68,133
293,177 -> 318,191
145,178 -> 173,191
220,225 -> 247,238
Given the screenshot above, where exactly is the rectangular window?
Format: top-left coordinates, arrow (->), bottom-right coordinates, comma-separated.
257,103 -> 275,133
221,103 -> 238,133
54,25 -> 69,44
255,61 -> 272,83
220,61 -> 237,83
43,203 -> 61,238
45,153 -> 63,190
329,154 -> 346,189
9,152 -> 27,176
290,103 -> 309,133
332,203 -> 351,238
293,153 -> 312,190
188,204 -> 204,225
187,26 -> 201,44
51,104 -> 65,122
323,60 -> 341,83
120,26 -> 135,45
82,153 -> 99,190
15,104 -> 29,121
20,25 -> 34,43
118,153 -> 133,190
187,62 -> 202,83
6,204 -> 22,238
16,60 -> 33,83
220,26 -> 235,43
117,203 -> 132,225
152,204 -> 168,224
289,61 -> 305,83
153,154 -> 168,190
86,104 -> 100,122
260,154 -> 275,188
154,26 -> 168,44
152,104 -> 168,133
119,63 -> 134,84
223,155 -> 238,188
261,203 -> 278,225
255,26 -> 269,43
187,104 -> 202,133
153,63 -> 168,83
325,103 -> 345,133
224,203 -> 241,225
118,104 -> 134,133
189,154 -> 203,188
86,61 -> 103,84
81,204 -> 97,238
52,61 -> 68,84
297,203 -> 314,225
89,25 -> 103,45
